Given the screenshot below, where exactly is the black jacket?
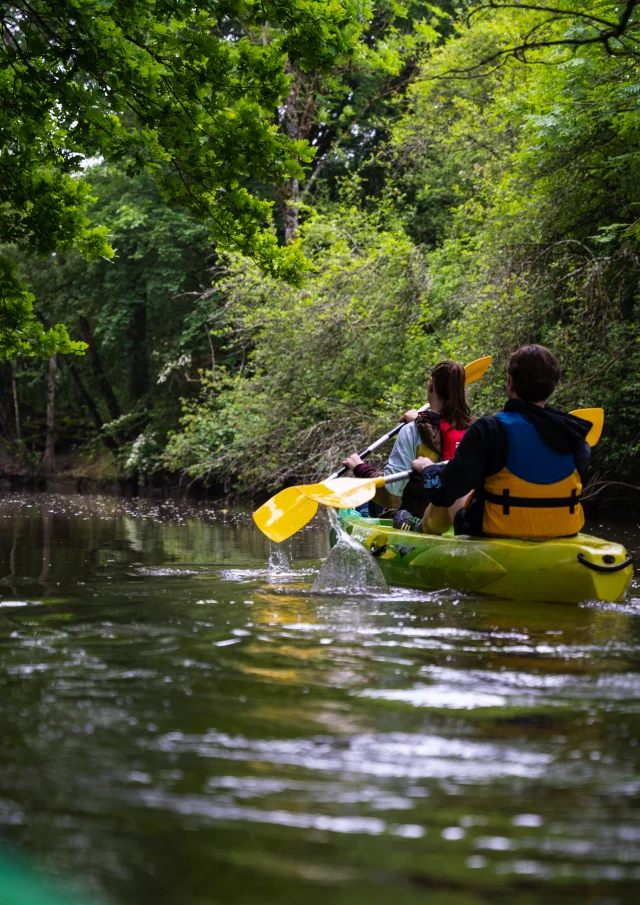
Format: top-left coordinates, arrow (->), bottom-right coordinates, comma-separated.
422,400 -> 592,535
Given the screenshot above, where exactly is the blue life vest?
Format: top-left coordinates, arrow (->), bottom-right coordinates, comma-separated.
481,411 -> 584,538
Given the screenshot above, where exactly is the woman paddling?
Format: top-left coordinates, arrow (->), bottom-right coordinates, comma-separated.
341,360 -> 474,532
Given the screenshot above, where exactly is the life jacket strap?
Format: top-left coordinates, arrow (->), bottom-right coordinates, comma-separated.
483,487 -> 580,515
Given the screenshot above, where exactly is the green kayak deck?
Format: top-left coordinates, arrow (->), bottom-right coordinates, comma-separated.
334,512 -> 634,603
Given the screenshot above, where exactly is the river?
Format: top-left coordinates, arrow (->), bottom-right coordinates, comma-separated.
0,492 -> 639,905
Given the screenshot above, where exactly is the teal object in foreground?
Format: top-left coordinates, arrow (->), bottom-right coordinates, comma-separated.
0,852 -> 102,905
334,511 -> 633,604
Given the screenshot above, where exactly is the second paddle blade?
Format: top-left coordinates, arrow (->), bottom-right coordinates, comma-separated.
298,476 -> 379,510
463,355 -> 492,385
569,407 -> 604,447
253,487 -> 319,542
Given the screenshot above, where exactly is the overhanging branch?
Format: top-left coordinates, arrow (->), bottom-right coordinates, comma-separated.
436,0 -> 640,78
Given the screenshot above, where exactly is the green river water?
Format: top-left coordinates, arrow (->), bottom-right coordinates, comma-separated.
0,492 -> 639,905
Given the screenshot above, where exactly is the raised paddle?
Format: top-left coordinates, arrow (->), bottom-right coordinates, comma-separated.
570,408 -> 603,447
253,355 -> 492,542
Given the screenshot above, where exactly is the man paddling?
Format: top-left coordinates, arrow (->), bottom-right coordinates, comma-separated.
397,345 -> 592,539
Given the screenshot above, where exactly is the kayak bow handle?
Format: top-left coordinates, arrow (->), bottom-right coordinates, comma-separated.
577,552 -> 633,573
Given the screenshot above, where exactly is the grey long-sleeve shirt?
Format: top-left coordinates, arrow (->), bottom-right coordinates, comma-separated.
383,422 -> 422,494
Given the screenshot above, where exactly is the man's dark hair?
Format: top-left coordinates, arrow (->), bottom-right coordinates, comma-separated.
507,345 -> 561,403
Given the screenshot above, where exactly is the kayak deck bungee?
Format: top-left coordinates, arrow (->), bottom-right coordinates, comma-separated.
333,511 -> 633,604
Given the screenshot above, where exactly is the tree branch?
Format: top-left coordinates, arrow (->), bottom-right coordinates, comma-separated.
582,479 -> 640,500
436,0 -> 640,79
469,1 -> 624,32
554,341 -> 636,397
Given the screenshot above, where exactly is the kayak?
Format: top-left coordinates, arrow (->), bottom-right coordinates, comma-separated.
333,511 -> 634,604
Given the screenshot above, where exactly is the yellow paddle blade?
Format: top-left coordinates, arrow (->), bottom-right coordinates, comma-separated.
570,407 -> 604,447
252,487 -> 319,542
297,476 -> 383,510
464,356 -> 492,385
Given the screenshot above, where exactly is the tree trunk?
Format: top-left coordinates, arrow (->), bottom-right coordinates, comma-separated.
11,361 -> 21,441
0,399 -> 14,440
77,316 -> 121,421
41,353 -> 56,473
65,360 -> 120,453
276,63 -> 300,244
204,324 -> 216,375
129,301 -> 149,400
0,365 -> 16,439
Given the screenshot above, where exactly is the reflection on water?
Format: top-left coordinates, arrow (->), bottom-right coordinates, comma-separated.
0,493 -> 639,905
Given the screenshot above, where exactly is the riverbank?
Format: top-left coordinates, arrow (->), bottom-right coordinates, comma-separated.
0,446 -> 202,498
1,441 -> 638,515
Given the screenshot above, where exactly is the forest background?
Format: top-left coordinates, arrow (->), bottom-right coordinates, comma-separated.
2,0 -> 639,503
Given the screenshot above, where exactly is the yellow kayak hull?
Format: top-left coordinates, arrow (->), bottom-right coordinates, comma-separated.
334,513 -> 634,604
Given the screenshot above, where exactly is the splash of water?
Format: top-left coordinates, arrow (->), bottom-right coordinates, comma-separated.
312,510 -> 387,594
268,542 -> 293,574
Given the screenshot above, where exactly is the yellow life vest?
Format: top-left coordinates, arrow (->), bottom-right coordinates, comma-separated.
416,441 -> 440,463
481,411 -> 584,539
390,435 -> 440,515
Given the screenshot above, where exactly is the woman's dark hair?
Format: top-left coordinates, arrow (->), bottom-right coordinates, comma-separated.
431,360 -> 474,430
507,345 -> 561,402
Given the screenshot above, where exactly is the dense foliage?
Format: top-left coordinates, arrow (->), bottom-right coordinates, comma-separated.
164,197 -> 436,490
0,0 -> 365,356
2,1 -> 639,496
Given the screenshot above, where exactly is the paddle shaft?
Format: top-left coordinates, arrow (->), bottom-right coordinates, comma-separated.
328,405 -> 429,480
379,469 -> 415,486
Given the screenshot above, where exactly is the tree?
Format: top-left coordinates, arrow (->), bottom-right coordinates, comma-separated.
17,162 -> 223,459
457,1 -> 640,72
273,1 -> 452,233
389,0 -> 640,486
167,0 -> 640,494
164,196 -> 438,489
41,352 -> 57,472
0,0 -> 367,356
